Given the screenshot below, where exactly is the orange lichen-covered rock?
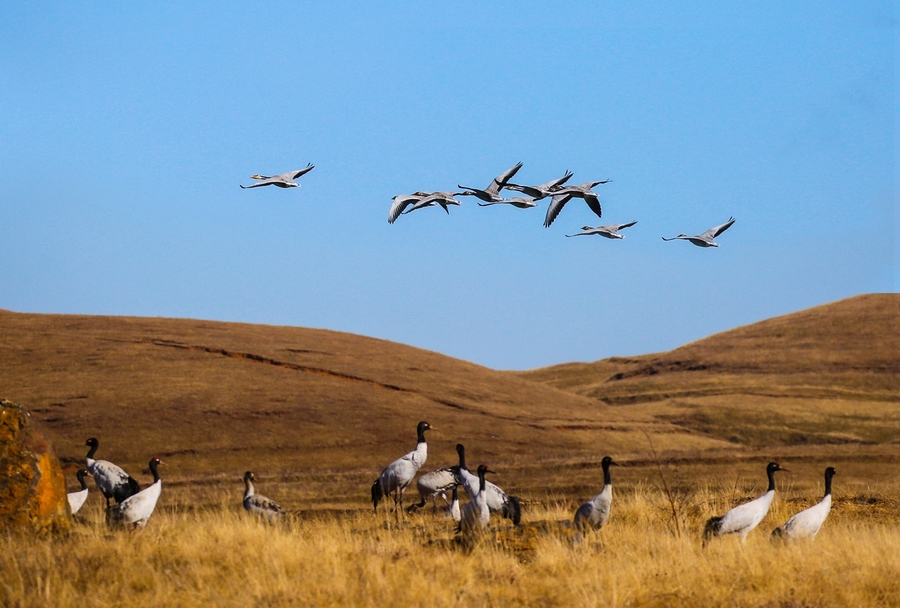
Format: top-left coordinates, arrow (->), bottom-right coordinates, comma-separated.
0,399 -> 71,535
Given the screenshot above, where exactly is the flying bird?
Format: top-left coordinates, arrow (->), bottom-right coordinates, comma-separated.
458,162 -> 524,204
771,467 -> 836,542
240,163 -> 314,189
388,192 -> 430,224
243,471 -> 286,522
543,180 -> 611,228
566,221 -> 638,239
662,217 -> 735,247
106,457 -> 163,529
574,456 -> 619,532
703,461 -> 787,545
476,195 -> 538,209
84,438 -> 141,508
371,421 -> 434,513
403,191 -> 463,215
504,170 -> 574,200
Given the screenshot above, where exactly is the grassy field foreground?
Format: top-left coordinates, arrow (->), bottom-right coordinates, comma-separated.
3,486 -> 898,608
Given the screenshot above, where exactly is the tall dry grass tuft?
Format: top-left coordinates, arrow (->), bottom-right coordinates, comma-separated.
2,486 -> 898,607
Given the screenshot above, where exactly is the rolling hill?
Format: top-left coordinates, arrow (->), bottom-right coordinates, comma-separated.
1,293 -> 896,509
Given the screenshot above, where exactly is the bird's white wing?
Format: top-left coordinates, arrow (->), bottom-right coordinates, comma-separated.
389,193 -> 428,223
611,220 -> 638,231
703,217 -> 735,239
289,163 -> 315,179
538,170 -> 574,191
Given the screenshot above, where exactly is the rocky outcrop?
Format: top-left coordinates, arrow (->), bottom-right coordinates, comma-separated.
0,399 -> 71,534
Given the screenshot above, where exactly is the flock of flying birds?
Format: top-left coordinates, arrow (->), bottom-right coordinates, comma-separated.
72,424 -> 835,546
240,162 -> 737,247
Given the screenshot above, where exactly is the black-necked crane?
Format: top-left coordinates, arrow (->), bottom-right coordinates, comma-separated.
662,217 -> 735,247
703,461 -> 787,545
371,421 -> 434,513
771,467 -> 836,542
543,180 -> 611,228
243,471 -> 285,522
458,162 -> 524,204
106,457 -> 163,529
574,456 -> 619,532
240,163 -> 314,189
84,437 -> 140,507
566,221 -> 637,239
459,464 -> 494,535
388,191 -> 430,224
455,443 -> 521,525
408,465 -> 459,513
447,486 -> 461,523
504,170 -> 574,200
67,468 -> 91,515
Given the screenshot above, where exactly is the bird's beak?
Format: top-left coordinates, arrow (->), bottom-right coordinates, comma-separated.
779,467 -> 789,472
610,461 -> 621,467
429,426 -> 438,432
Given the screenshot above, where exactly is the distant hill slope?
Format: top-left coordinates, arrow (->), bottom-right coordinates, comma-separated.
0,311 -> 719,485
519,294 -> 899,447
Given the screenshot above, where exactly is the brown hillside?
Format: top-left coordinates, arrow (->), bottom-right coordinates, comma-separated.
520,294 -> 900,447
0,311 -> 726,508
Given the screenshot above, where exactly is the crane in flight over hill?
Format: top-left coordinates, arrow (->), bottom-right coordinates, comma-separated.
663,217 -> 735,247
566,221 -> 637,239
240,163 -> 314,189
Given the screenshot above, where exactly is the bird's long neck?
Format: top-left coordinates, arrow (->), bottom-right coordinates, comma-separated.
824,472 -> 833,498
457,447 -> 467,471
149,461 -> 161,484
416,426 -> 427,445
86,443 -> 98,460
478,470 -> 486,494
766,468 -> 777,493
244,478 -> 255,499
77,471 -> 88,491
602,462 -> 613,487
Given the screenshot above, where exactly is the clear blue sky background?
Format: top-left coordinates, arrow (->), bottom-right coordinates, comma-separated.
1,2 -> 895,370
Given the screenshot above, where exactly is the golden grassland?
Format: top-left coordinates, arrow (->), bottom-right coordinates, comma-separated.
3,481 -> 899,608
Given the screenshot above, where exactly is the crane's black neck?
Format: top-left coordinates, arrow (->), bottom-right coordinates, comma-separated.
457,445 -> 467,471
85,442 -> 98,460
602,460 -> 613,486
76,469 -> 88,490
767,467 -> 777,492
824,470 -> 835,497
149,460 -> 161,483
478,468 -> 487,493
417,427 -> 427,445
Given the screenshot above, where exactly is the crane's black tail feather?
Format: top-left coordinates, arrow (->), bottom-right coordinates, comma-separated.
702,516 -> 723,546
371,479 -> 383,513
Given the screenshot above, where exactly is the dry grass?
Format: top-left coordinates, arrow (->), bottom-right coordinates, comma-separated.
3,483 -> 898,607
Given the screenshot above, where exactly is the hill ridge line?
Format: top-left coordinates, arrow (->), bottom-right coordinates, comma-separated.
143,338 -> 410,390
140,338 -> 503,417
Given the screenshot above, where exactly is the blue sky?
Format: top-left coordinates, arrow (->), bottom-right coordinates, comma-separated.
1,2 -> 895,369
